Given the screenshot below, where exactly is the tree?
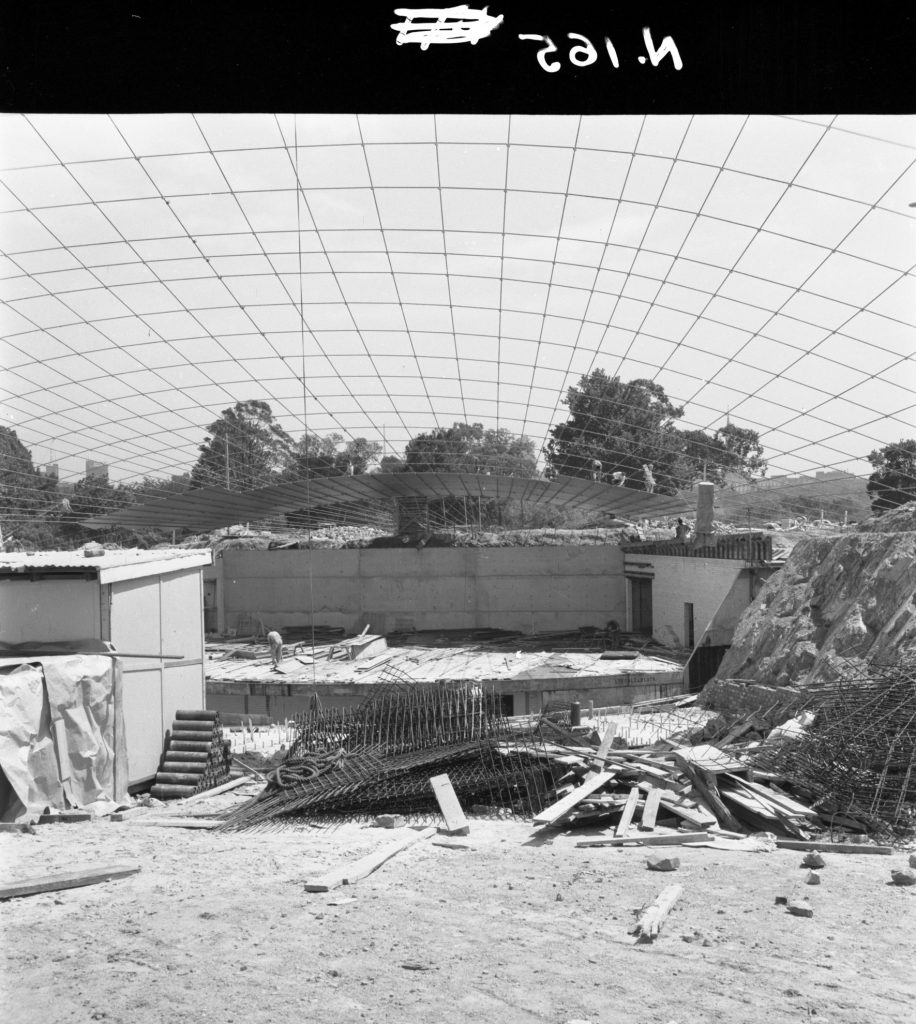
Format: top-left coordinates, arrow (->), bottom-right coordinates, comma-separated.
866,440 -> 916,512
339,437 -> 383,475
403,422 -> 538,476
190,400 -> 293,491
379,454 -> 406,473
60,474 -> 137,545
394,423 -> 539,529
0,427 -> 62,547
544,372 -> 689,495
681,423 -> 767,486
283,432 -> 383,479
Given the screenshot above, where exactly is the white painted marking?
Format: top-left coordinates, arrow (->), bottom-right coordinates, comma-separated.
392,6 -> 504,49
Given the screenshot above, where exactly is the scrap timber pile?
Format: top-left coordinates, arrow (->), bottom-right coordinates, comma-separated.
526,719 -> 823,839
219,670 -> 557,830
215,648 -> 915,840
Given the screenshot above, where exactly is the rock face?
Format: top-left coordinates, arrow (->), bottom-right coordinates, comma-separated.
709,503 -> 916,689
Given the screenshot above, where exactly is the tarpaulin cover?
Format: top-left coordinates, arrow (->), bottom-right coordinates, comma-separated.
0,654 -> 128,822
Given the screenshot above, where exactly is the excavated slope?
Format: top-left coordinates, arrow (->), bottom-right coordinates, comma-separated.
709,503 -> 916,688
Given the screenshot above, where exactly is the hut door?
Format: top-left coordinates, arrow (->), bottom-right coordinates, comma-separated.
629,577 -> 653,636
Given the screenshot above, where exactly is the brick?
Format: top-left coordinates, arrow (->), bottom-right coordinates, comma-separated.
373,814 -> 407,829
787,898 -> 814,917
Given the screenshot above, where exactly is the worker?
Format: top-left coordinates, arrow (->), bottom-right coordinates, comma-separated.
610,470 -> 626,487
674,518 -> 689,541
642,463 -> 655,493
267,629 -> 283,668
590,458 -> 602,481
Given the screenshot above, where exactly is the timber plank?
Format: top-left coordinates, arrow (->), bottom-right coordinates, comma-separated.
305,827 -> 436,892
775,840 -> 893,856
533,770 -> 616,826
123,818 -> 221,829
631,884 -> 682,943
0,863 -> 140,900
640,787 -> 662,830
577,832 -> 707,849
429,773 -> 470,835
615,786 -> 641,837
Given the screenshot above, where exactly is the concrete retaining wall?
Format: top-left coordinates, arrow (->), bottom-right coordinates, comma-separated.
218,545 -> 627,635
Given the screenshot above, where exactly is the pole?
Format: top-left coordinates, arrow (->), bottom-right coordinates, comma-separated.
224,434 -> 230,490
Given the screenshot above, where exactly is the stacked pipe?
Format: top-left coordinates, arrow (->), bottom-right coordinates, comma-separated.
151,709 -> 232,800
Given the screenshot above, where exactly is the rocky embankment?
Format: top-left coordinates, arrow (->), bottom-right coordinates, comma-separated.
710,503 -> 916,688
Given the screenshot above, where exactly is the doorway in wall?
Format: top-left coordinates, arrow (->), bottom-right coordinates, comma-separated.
628,577 -> 653,635
687,644 -> 729,692
684,602 -> 695,648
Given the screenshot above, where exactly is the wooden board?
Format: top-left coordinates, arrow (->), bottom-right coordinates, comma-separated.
670,744 -> 748,774
1,864 -> 140,900
774,840 -> 893,856
640,787 -> 661,830
533,770 -> 616,826
429,773 -> 470,836
615,786 -> 641,837
637,781 -> 717,828
724,775 -> 819,819
305,827 -> 436,892
588,723 -> 617,775
122,818 -> 221,829
576,832 -> 708,849
179,776 -> 252,805
631,884 -> 682,943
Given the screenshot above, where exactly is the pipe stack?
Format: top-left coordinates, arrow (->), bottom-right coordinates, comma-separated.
151,709 -> 232,800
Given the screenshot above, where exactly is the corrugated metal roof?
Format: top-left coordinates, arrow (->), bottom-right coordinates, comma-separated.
0,548 -> 211,582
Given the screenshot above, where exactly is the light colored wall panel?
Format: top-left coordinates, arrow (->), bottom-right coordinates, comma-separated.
636,556 -> 747,647
0,579 -> 100,642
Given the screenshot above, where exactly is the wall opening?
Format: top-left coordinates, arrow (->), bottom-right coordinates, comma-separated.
628,577 -> 653,635
684,602 -> 695,648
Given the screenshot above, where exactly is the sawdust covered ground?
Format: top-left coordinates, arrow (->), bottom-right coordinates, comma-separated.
1,791 -> 914,1024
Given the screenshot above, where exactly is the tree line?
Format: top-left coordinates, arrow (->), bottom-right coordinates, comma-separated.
2,370 -> 913,548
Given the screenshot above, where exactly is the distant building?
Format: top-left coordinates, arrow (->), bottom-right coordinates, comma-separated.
86,459 -> 109,482
42,463 -> 59,480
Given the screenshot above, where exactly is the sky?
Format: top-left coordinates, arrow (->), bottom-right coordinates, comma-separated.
0,112 -> 914,487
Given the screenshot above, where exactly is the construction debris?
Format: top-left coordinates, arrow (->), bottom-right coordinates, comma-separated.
631,884 -> 682,943
787,898 -> 814,917
890,868 -> 916,886
374,814 -> 407,829
801,851 -> 826,868
646,853 -> 680,871
219,673 -> 555,830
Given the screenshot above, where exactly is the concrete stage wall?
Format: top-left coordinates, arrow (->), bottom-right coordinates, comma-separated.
217,545 -> 627,636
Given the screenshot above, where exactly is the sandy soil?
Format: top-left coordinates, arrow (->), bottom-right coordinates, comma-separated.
2,787 -> 914,1024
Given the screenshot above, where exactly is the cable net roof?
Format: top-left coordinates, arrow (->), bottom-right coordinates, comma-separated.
1,113 -> 914,524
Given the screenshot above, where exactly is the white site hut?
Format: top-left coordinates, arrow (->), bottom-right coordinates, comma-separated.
0,548 -> 211,819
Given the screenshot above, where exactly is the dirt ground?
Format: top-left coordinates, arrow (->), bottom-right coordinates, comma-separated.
2,786 -> 914,1024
